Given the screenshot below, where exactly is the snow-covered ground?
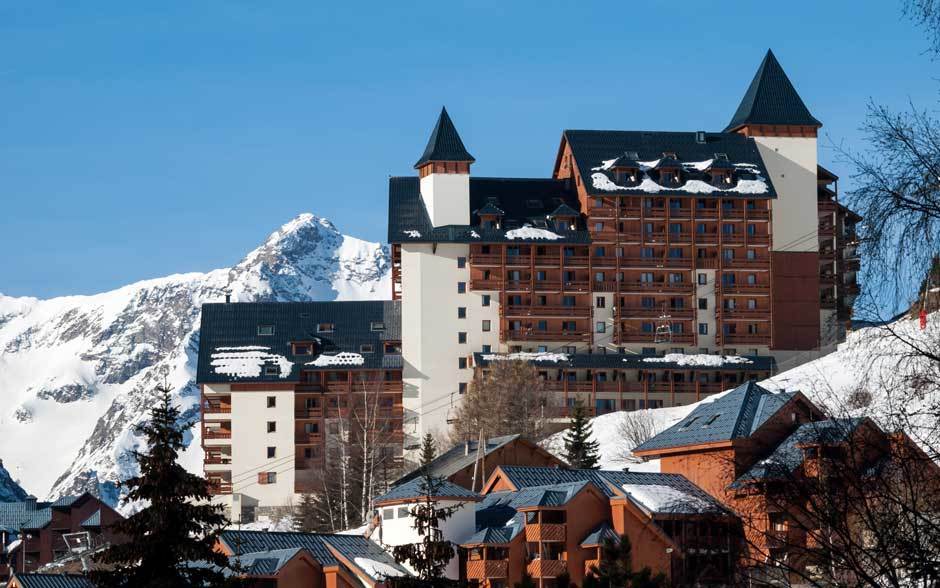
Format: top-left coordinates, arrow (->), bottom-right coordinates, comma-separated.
0,213 -> 390,503
543,311 -> 940,470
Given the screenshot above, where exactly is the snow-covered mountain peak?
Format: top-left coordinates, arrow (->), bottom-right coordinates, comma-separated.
0,214 -> 390,503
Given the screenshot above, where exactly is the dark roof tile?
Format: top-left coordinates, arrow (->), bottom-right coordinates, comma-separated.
725,49 -> 822,131
414,107 -> 475,168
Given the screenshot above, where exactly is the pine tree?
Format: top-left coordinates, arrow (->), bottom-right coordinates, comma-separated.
91,385 -> 236,588
563,398 -> 600,469
292,493 -> 319,532
391,434 -> 461,580
585,534 -> 666,588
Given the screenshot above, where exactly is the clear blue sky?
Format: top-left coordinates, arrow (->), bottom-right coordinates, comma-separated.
1,1 -> 934,299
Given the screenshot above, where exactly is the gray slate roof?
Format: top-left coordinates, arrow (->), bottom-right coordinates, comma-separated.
581,521 -> 619,547
414,107 -> 475,168
388,176 -> 591,245
197,301 -> 401,383
232,547 -> 304,576
80,510 -> 100,528
473,352 -> 776,373
725,49 -> 822,132
494,466 -> 730,515
633,381 -> 796,453
9,574 -> 94,588
732,418 -> 865,487
218,531 -> 408,577
375,476 -> 481,504
393,434 -> 539,487
564,130 -> 777,198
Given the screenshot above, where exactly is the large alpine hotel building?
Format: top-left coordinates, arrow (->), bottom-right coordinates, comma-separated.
197,50 -> 861,512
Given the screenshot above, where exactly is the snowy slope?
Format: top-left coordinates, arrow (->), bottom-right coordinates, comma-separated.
543,311 -> 940,470
0,213 -> 389,502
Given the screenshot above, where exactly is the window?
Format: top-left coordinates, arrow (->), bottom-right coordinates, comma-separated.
536,271 -> 546,281
458,357 -> 467,369
264,365 -> 279,376
748,299 -> 757,310
595,246 -> 606,256
596,322 -> 606,333
538,345 -> 548,352
257,325 -> 275,336
562,296 -> 575,307
699,323 -> 708,335
747,274 -> 757,285
458,332 -> 467,344
596,296 -> 606,308
698,298 -> 707,310
698,273 -> 708,285
384,341 -> 402,354
642,322 -> 654,333
258,472 -> 277,485
668,273 -> 683,284
383,508 -> 394,520
360,344 -> 374,353
457,307 -> 466,319
723,249 -> 734,261
640,247 -> 654,258
292,343 -> 314,355
722,223 -> 735,234
267,421 -> 276,433
595,272 -> 605,282
563,346 -> 577,354
670,223 -> 682,234
482,294 -> 491,307
696,223 -> 707,234
562,321 -> 576,331
482,320 -> 491,332
317,323 -> 334,333
304,447 -> 313,458
537,295 -> 547,305
267,446 -> 276,458
594,222 -> 604,231
304,422 -> 318,434
640,272 -> 654,283
746,249 -> 756,260
457,256 -> 466,268
669,247 -> 683,258
747,224 -> 756,235
398,507 -> 410,518
370,321 -> 385,332
457,282 -> 466,293
459,382 -> 467,394
537,320 -> 548,331
267,396 -> 276,408
481,344 -> 491,353
641,297 -> 655,308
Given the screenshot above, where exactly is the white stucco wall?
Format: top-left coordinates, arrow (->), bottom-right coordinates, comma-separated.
229,388 -> 296,508
753,136 -> 818,253
378,499 -> 477,580
401,243 -> 471,447
695,269 -> 717,352
420,173 -> 471,227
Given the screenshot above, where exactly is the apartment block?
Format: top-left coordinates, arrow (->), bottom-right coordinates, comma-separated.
196,301 -> 403,514
388,50 -> 861,445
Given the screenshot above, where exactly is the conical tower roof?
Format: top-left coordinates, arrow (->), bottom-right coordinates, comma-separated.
725,50 -> 821,132
414,107 -> 476,169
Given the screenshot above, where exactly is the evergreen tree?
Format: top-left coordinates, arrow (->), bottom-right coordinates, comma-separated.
563,399 -> 600,469
585,534 -> 666,588
391,434 -> 461,580
292,493 -> 319,532
92,385 -> 236,588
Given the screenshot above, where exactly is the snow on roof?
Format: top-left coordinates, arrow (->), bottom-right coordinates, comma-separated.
210,347 -> 293,379
307,352 -> 365,367
504,224 -> 562,240
641,353 -> 753,368
402,230 -> 421,238
621,483 -> 717,514
470,230 -> 481,239
353,556 -> 408,579
481,351 -> 569,363
591,171 -> 769,195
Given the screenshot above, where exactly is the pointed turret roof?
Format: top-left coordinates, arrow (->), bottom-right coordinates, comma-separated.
724,50 -> 822,132
414,107 -> 476,169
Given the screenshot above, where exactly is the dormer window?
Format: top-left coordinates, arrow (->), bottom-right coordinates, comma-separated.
257,325 -> 275,336
292,342 -> 315,355
370,321 -> 385,332
317,323 -> 334,333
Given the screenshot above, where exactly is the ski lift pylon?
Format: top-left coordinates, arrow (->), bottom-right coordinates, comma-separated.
654,304 -> 673,343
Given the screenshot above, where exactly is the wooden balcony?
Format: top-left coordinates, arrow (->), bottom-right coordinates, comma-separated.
717,308 -> 771,320
591,255 -> 619,267
619,332 -> 695,344
503,305 -> 592,318
619,256 -> 692,269
505,330 -> 590,342
533,256 -> 562,267
747,209 -> 770,219
470,278 -> 503,290
694,207 -> 719,218
201,403 -> 231,415
506,255 -> 532,266
717,333 -> 770,345
466,560 -> 509,579
619,281 -> 694,293
525,523 -> 566,542
527,559 -> 568,578
561,280 -> 591,292
721,208 -> 746,219
723,258 -> 770,268
470,253 -> 502,266
585,559 -> 600,575
204,455 -> 232,465
208,482 -> 233,495
534,280 -> 564,292
203,429 -> 232,440
718,284 -> 770,295
295,433 -> 323,445
695,257 -> 719,269
619,307 -> 694,319
563,255 -> 589,267
295,408 -> 323,419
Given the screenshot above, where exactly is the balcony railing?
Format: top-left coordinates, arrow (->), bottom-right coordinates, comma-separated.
527,559 -> 568,578
204,456 -> 232,465
295,408 -> 324,419
717,308 -> 771,319
504,305 -> 592,317
470,278 -> 502,290
718,284 -> 770,295
203,429 -> 232,439
505,330 -> 590,342
619,281 -> 694,293
618,307 -> 694,319
466,560 -> 509,579
619,332 -> 696,344
469,253 -> 502,266
201,403 -> 231,414
717,333 -> 770,344
208,482 -> 233,495
525,524 -> 566,542
295,433 -> 323,444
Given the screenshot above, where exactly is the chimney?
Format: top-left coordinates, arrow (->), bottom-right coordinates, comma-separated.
225,292 -> 231,303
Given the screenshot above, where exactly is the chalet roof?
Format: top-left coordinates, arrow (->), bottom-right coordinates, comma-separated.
392,434 -> 559,487
549,203 -> 581,218
232,548 -> 305,576
472,352 -> 776,373
0,501 -> 49,533
724,49 -> 822,132
475,202 -> 505,216
581,521 -> 619,547
196,301 -> 401,383
9,574 -> 94,588
374,476 -> 481,505
218,531 -> 408,577
564,130 -> 776,199
732,418 -> 866,487
414,107 -> 475,168
633,381 -> 798,453
80,510 -> 100,528
388,176 -> 591,244
493,467 -> 730,515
